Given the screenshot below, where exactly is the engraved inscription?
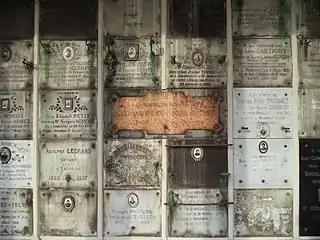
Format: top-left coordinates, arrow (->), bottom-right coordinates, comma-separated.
234,39 -> 292,86
40,90 -> 96,140
168,39 -> 227,88
110,92 -> 223,135
40,141 -> 97,189
0,41 -> 33,90
40,41 -> 97,89
0,189 -> 33,236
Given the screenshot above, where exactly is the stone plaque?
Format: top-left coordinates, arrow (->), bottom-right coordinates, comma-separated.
40,141 -> 97,189
106,91 -> 224,136
105,139 -> 161,187
0,141 -> 33,188
168,0 -> 226,38
234,88 -> 292,139
104,0 -> 160,37
0,189 -> 33,236
234,139 -> 292,189
168,139 -> 228,188
40,41 -> 97,89
169,188 -> 227,237
40,90 -> 97,140
168,38 -> 227,88
0,91 -> 32,140
105,190 -> 160,236
0,41 -> 33,90
233,0 -> 290,37
300,139 -> 320,236
234,38 -> 292,87
40,189 -> 97,236
105,38 -> 161,88
234,189 -> 293,237
298,0 -> 320,38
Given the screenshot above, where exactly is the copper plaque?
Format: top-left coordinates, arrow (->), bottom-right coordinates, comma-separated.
109,92 -> 223,135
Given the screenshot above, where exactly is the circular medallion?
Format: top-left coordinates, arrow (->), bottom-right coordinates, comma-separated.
62,195 -> 75,212
127,46 -> 137,59
257,123 -> 270,138
0,147 -> 11,164
0,47 -> 11,62
127,192 -> 139,208
62,47 -> 74,61
191,51 -> 204,66
191,147 -> 204,162
258,141 -> 268,154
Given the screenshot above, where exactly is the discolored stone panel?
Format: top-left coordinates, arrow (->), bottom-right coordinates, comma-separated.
299,0 -> 320,38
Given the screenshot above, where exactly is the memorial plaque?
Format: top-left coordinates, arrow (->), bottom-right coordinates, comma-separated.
0,41 -> 33,90
40,0 -> 97,39
40,90 -> 97,140
234,139 -> 292,189
168,139 -> 228,187
167,38 -> 227,88
233,0 -> 290,37
168,0 -> 226,38
0,189 -> 33,236
40,189 -> 97,236
234,38 -> 292,87
106,90 -> 226,137
0,91 -> 32,140
234,88 -> 292,139
298,0 -> 320,38
105,139 -> 161,187
299,139 -> 320,236
40,141 -> 97,189
104,0 -> 160,37
169,188 -> 227,237
0,0 -> 33,40
234,189 -> 293,237
0,141 -> 33,188
105,38 -> 161,88
105,190 -> 160,236
40,41 -> 97,89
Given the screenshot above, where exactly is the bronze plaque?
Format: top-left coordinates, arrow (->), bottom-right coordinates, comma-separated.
108,92 -> 223,136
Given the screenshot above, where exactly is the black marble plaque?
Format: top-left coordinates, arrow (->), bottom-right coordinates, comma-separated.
299,0 -> 320,38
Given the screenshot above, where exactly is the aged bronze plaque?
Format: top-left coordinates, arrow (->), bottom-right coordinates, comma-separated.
0,41 -> 33,90
300,139 -> 320,236
40,41 -> 97,89
107,91 -> 224,136
168,139 -> 228,187
105,38 -> 161,88
234,38 -> 292,87
39,90 -> 96,140
299,0 -> 320,38
168,0 -> 226,38
0,0 -> 34,40
233,0 -> 290,37
168,39 -> 227,88
40,0 -> 97,39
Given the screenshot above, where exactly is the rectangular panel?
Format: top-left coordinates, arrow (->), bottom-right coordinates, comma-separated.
104,0 -> 160,37
234,139 -> 292,189
105,190 -> 161,236
39,0 -> 97,39
0,0 -> 34,40
168,188 -> 227,237
167,38 -> 227,88
105,38 -> 161,88
298,0 -> 320,38
234,189 -> 293,237
105,139 -> 161,187
0,141 -> 33,188
233,88 -> 292,139
40,141 -> 97,189
40,189 -> 97,236
0,91 -> 32,140
0,41 -> 33,90
105,90 -> 227,138
168,139 -> 228,188
40,41 -> 97,89
234,38 -> 292,87
168,0 -> 226,38
299,139 -> 320,236
0,189 -> 33,236
40,90 -> 97,140
233,0 -> 290,37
